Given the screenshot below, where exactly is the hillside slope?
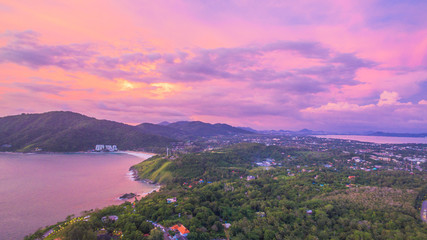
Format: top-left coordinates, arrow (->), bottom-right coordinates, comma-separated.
131,143 -> 285,184
0,111 -> 174,152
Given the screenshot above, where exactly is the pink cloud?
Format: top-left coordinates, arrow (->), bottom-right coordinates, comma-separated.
1,0 -> 427,132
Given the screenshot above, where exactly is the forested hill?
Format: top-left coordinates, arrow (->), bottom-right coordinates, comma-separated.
136,123 -> 188,139
137,120 -> 253,139
0,111 -> 174,152
132,143 -> 285,184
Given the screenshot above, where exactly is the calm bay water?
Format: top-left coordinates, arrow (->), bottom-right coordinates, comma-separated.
0,152 -> 157,240
316,135 -> 427,144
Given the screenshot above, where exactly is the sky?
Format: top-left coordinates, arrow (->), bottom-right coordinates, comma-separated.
0,0 -> 427,132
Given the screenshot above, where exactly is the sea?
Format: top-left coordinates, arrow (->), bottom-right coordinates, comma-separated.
0,152 -> 158,240
315,135 -> 427,144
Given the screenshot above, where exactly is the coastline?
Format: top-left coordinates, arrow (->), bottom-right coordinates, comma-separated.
118,152 -> 162,201
313,135 -> 427,144
128,166 -> 159,186
1,152 -> 160,240
119,151 -> 156,159
0,150 -> 158,155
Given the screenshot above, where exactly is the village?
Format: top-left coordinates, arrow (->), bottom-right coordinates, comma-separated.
166,134 -> 426,175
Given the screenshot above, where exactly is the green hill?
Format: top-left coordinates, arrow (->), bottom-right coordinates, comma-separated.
0,111 -> 174,152
132,143 -> 284,184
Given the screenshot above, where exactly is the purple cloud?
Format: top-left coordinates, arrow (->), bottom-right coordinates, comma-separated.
0,31 -> 377,92
262,41 -> 331,59
0,31 -> 95,69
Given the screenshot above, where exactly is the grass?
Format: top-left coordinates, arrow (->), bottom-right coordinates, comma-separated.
133,156 -> 174,183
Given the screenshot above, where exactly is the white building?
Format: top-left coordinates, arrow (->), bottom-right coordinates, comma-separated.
95,145 -> 118,152
95,145 -> 105,151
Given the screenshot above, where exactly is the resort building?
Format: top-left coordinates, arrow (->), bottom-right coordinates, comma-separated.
170,224 -> 190,236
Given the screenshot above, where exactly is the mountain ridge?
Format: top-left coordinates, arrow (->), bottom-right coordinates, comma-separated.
0,111 -> 174,152
137,120 -> 253,139
1,111 -> 425,153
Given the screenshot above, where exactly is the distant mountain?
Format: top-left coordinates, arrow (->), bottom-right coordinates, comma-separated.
166,121 -> 253,137
258,128 -> 329,135
138,121 -> 253,138
157,121 -> 171,126
137,123 -> 187,139
237,126 -> 258,133
0,111 -> 174,152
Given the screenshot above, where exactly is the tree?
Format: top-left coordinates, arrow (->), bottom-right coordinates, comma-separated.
63,221 -> 96,240
148,228 -> 164,240
140,221 -> 153,234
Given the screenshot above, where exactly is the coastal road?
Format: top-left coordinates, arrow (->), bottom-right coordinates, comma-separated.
421,201 -> 427,223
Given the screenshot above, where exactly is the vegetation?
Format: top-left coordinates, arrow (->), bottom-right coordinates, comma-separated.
26,143 -> 427,239
0,111 -> 174,152
137,121 -> 253,140
132,143 -> 285,184
0,111 -> 254,153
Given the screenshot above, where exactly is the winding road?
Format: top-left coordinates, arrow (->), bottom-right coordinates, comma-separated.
421,201 -> 427,223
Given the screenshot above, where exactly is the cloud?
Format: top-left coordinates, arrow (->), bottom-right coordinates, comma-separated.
419,99 -> 427,105
0,31 -> 95,69
377,91 -> 400,106
13,82 -> 70,96
377,91 -> 412,106
367,0 -> 427,30
262,41 -> 331,59
0,31 -> 377,95
2,0 -> 427,133
303,90 -> 414,114
303,102 -> 374,113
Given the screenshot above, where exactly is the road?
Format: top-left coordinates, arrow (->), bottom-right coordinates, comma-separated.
421,200 -> 427,223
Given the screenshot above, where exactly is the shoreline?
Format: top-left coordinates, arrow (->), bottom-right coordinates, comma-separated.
313,135 -> 427,144
1,152 -> 159,240
119,151 -> 156,159
128,166 -> 157,185
0,150 -> 158,155
119,154 -> 162,202
35,153 -> 161,239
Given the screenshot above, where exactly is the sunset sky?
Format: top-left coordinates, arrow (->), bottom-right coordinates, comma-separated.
1,0 -> 427,132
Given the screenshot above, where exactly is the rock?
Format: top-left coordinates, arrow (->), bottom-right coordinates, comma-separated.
119,193 -> 136,200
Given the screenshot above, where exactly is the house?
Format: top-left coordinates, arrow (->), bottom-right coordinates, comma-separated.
170,224 -> 190,236
167,197 -> 177,203
95,145 -> 105,151
348,176 -> 356,180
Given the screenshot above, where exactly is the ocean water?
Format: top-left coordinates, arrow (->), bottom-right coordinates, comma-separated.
316,135 -> 427,144
0,152 -> 157,240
